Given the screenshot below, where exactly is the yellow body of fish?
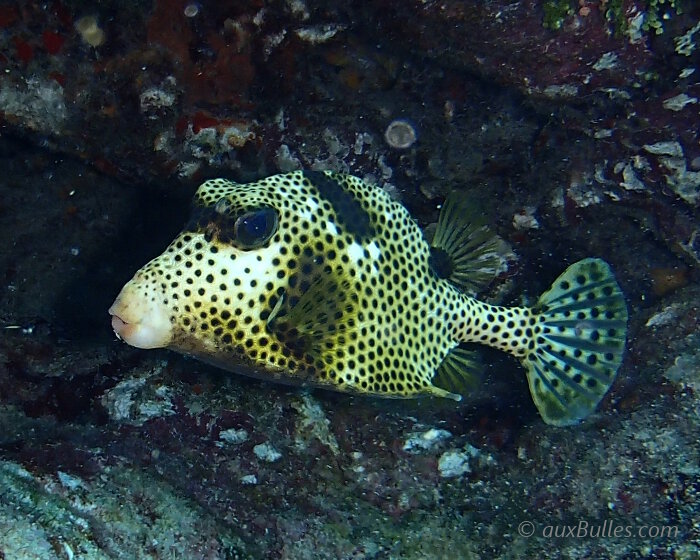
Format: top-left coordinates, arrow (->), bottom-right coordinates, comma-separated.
109,171 -> 627,425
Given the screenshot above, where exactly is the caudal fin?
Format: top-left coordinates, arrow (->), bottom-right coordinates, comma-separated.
523,258 -> 627,426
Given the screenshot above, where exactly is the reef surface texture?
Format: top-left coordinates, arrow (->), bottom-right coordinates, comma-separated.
0,1 -> 698,558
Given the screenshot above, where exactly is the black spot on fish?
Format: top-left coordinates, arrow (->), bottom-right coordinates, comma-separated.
304,170 -> 372,240
428,247 -> 453,280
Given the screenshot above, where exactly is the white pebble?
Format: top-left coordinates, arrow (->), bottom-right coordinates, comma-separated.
402,428 -> 452,454
219,428 -> 249,445
253,442 -> 282,462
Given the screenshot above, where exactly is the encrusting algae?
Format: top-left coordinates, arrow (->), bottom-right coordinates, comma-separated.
109,171 -> 628,426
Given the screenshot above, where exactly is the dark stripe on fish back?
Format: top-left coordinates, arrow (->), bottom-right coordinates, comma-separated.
303,170 -> 372,240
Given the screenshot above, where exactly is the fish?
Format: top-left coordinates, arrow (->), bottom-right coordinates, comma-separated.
109,170 -> 628,426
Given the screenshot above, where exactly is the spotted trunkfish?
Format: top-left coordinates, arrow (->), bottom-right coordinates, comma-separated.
109,170 -> 628,425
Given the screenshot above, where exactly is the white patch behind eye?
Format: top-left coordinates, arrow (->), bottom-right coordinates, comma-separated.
325,221 -> 338,236
367,241 -> 381,260
346,242 -> 364,263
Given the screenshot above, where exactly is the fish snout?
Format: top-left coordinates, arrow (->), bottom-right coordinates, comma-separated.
108,283 -> 173,349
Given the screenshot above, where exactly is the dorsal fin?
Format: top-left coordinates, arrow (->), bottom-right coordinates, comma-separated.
427,345 -> 481,400
429,195 -> 513,294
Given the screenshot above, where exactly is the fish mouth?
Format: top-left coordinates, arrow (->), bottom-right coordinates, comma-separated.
108,306 -> 146,347
108,292 -> 172,350
110,312 -> 128,341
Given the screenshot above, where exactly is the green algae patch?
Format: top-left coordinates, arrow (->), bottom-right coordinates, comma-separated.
543,0 -> 576,30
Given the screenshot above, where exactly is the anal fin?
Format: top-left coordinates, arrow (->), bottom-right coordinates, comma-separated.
428,345 -> 482,401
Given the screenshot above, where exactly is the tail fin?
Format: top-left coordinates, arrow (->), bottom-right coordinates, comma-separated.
523,258 -> 628,426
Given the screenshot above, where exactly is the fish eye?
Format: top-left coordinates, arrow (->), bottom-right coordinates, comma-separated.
233,207 -> 278,249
